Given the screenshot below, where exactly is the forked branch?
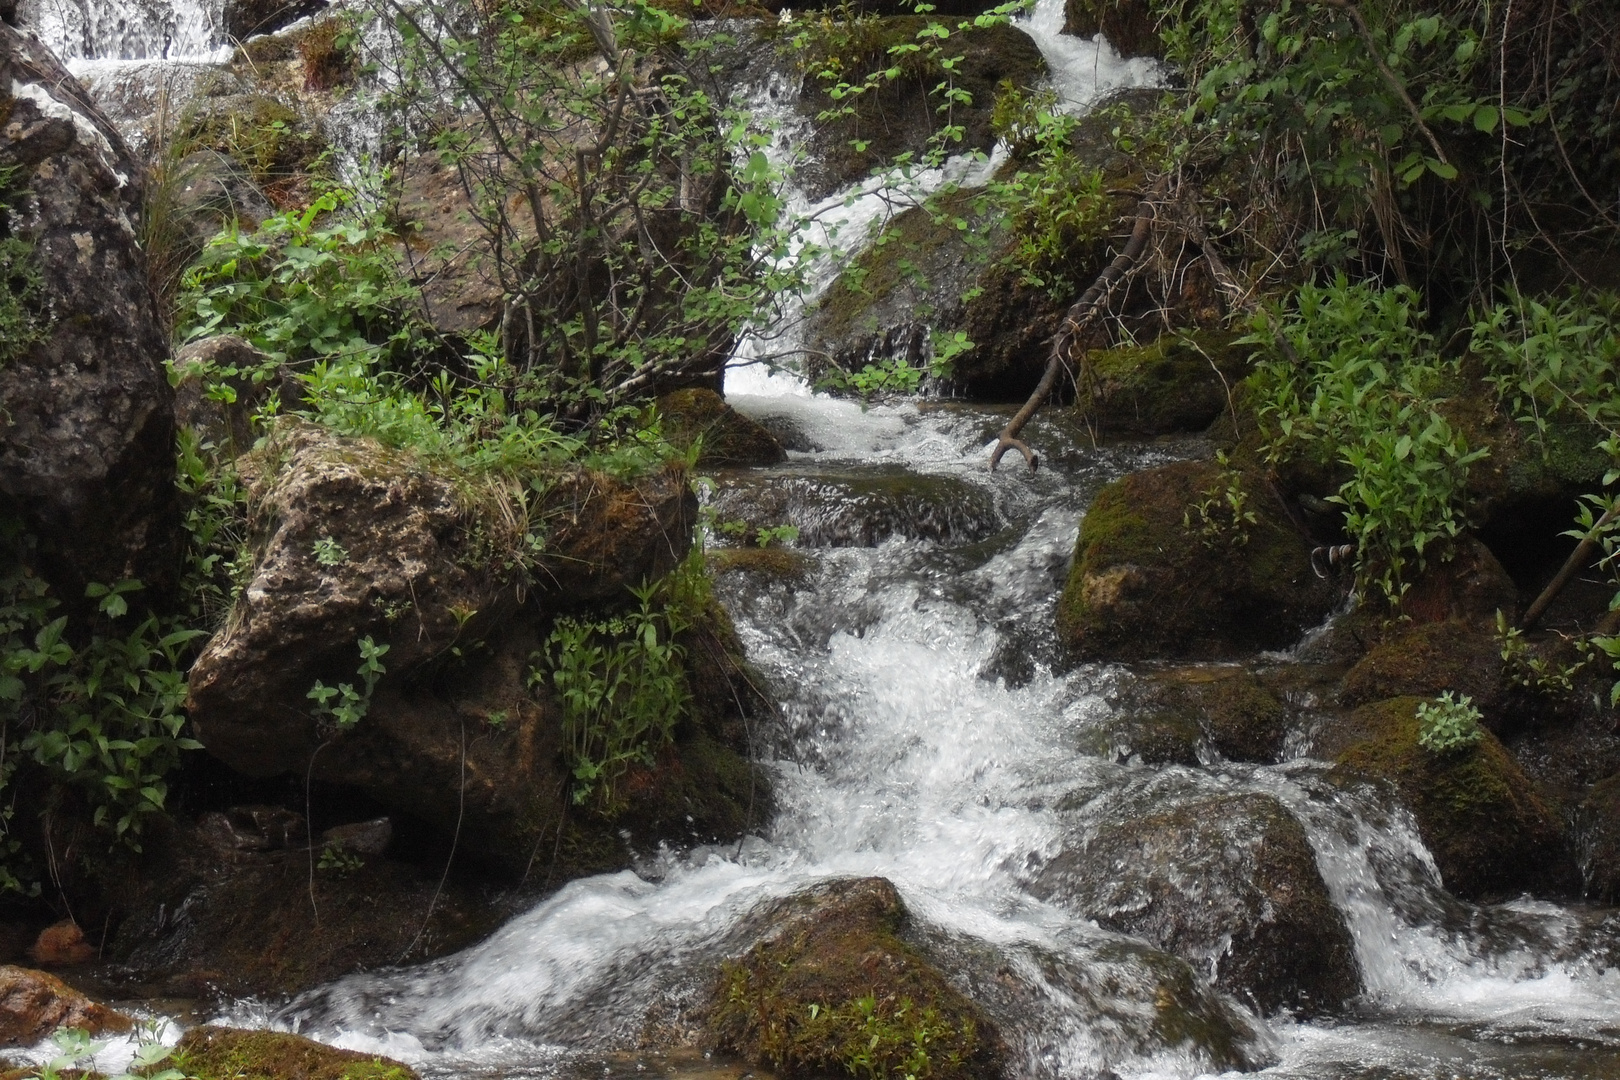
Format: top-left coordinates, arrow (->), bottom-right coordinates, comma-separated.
990,177 -> 1168,472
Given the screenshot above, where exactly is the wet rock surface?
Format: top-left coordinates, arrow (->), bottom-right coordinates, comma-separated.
1334,696 -> 1577,900
1058,459 -> 1337,660
224,0 -> 330,40
1032,790 -> 1360,1015
0,23 -> 179,594
0,965 -> 132,1046
709,466 -> 1003,548
1093,665 -> 1291,764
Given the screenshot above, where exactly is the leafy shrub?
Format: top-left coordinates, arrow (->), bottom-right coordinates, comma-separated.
1249,276 -> 1485,601
1416,691 -> 1484,754
532,560 -> 707,810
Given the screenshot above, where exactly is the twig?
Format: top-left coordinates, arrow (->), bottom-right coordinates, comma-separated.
989,178 -> 1168,472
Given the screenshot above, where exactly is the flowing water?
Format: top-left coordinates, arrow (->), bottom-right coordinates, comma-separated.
16,1 -> 1620,1076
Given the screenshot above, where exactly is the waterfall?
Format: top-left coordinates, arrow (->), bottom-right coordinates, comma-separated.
15,0 -> 230,61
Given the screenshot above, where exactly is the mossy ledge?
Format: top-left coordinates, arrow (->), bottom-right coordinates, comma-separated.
170,1028 -> 417,1080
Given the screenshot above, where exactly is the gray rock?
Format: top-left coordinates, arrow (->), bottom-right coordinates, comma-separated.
1032,787 -> 1360,1015
0,22 -> 180,595
320,817 -> 391,857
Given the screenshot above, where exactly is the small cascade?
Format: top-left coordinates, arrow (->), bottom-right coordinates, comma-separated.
15,0 -> 229,62
1013,0 -> 1161,111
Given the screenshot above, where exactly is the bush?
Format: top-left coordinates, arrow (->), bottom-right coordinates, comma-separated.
1416,690 -> 1484,754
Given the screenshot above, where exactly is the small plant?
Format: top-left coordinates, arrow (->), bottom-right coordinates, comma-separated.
307,635 -> 389,730
532,578 -> 694,810
0,165 -> 49,368
1416,691 -> 1484,754
1183,451 -> 1257,548
317,841 -> 365,875
312,536 -> 348,567
755,524 -> 801,548
23,1022 -> 187,1080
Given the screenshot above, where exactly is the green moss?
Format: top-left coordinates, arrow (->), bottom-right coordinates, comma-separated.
705,879 -> 1002,1080
655,388 -> 785,467
172,1028 -> 417,1080
1336,696 -> 1572,898
708,547 -> 814,582
1081,331 -> 1245,436
1058,459 -> 1333,660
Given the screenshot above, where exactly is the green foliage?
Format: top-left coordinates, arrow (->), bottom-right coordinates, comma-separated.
1182,450 -> 1257,548
24,1023 -> 190,1080
1248,276 -> 1485,601
1416,691 -> 1483,754
0,538 -> 204,881
307,636 -> 390,730
318,842 -> 366,874
1473,289 -> 1620,449
0,166 -> 49,367
178,183 -> 423,369
531,557 -> 710,811
840,994 -> 958,1080
313,537 -> 349,567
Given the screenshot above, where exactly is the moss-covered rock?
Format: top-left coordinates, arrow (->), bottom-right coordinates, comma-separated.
705,878 -> 1004,1080
1340,618 -> 1508,717
709,467 -> 1002,548
657,388 -> 785,467
1063,0 -> 1162,58
1093,665 -> 1290,764
173,1027 -> 416,1080
1334,696 -> 1576,899
1032,792 -> 1359,1015
1058,459 -> 1337,660
1079,331 -> 1247,437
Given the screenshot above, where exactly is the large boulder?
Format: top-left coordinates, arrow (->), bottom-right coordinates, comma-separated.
1058,459 -> 1338,660
184,423 -> 767,876
1031,791 -> 1359,1015
656,388 -> 785,467
705,878 -> 1006,1080
0,24 -> 179,594
1064,0 -> 1162,58
1334,696 -> 1577,899
1577,773 -> 1620,902
0,965 -> 132,1047
188,421 -> 698,776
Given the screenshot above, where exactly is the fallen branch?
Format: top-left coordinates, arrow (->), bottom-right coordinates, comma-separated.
1521,501 -> 1620,631
990,178 -> 1168,472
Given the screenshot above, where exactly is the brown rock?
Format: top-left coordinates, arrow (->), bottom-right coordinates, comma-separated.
0,23 -> 179,595
26,922 -> 92,968
656,388 -> 784,467
0,965 -> 131,1047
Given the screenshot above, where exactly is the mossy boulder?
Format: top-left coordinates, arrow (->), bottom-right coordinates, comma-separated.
1064,0 -> 1162,58
1334,696 -> 1576,899
173,1028 -> 414,1080
1340,618 -> 1508,719
1079,331 -> 1248,437
1058,459 -> 1337,661
1032,792 -> 1359,1015
1091,665 -> 1290,764
705,878 -> 1005,1080
0,965 -> 132,1047
657,388 -> 785,467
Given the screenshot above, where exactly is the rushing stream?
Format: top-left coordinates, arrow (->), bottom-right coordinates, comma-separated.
17,0 -> 1620,1076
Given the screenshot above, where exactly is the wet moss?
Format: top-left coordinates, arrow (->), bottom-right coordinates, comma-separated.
705,878 -> 1004,1080
172,1028 -> 417,1080
1340,618 -> 1507,716
1081,331 -> 1245,437
656,388 -> 785,467
1101,665 -> 1289,764
1335,696 -> 1576,899
708,547 -> 815,582
1057,460 -> 1335,660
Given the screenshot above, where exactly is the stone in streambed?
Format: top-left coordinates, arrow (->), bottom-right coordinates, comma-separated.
171,1027 -> 415,1080
704,877 -> 1006,1079
1089,664 -> 1290,765
1031,791 -> 1359,1015
1333,696 -> 1576,900
709,468 -> 1001,549
1058,459 -> 1336,661
0,965 -> 132,1047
